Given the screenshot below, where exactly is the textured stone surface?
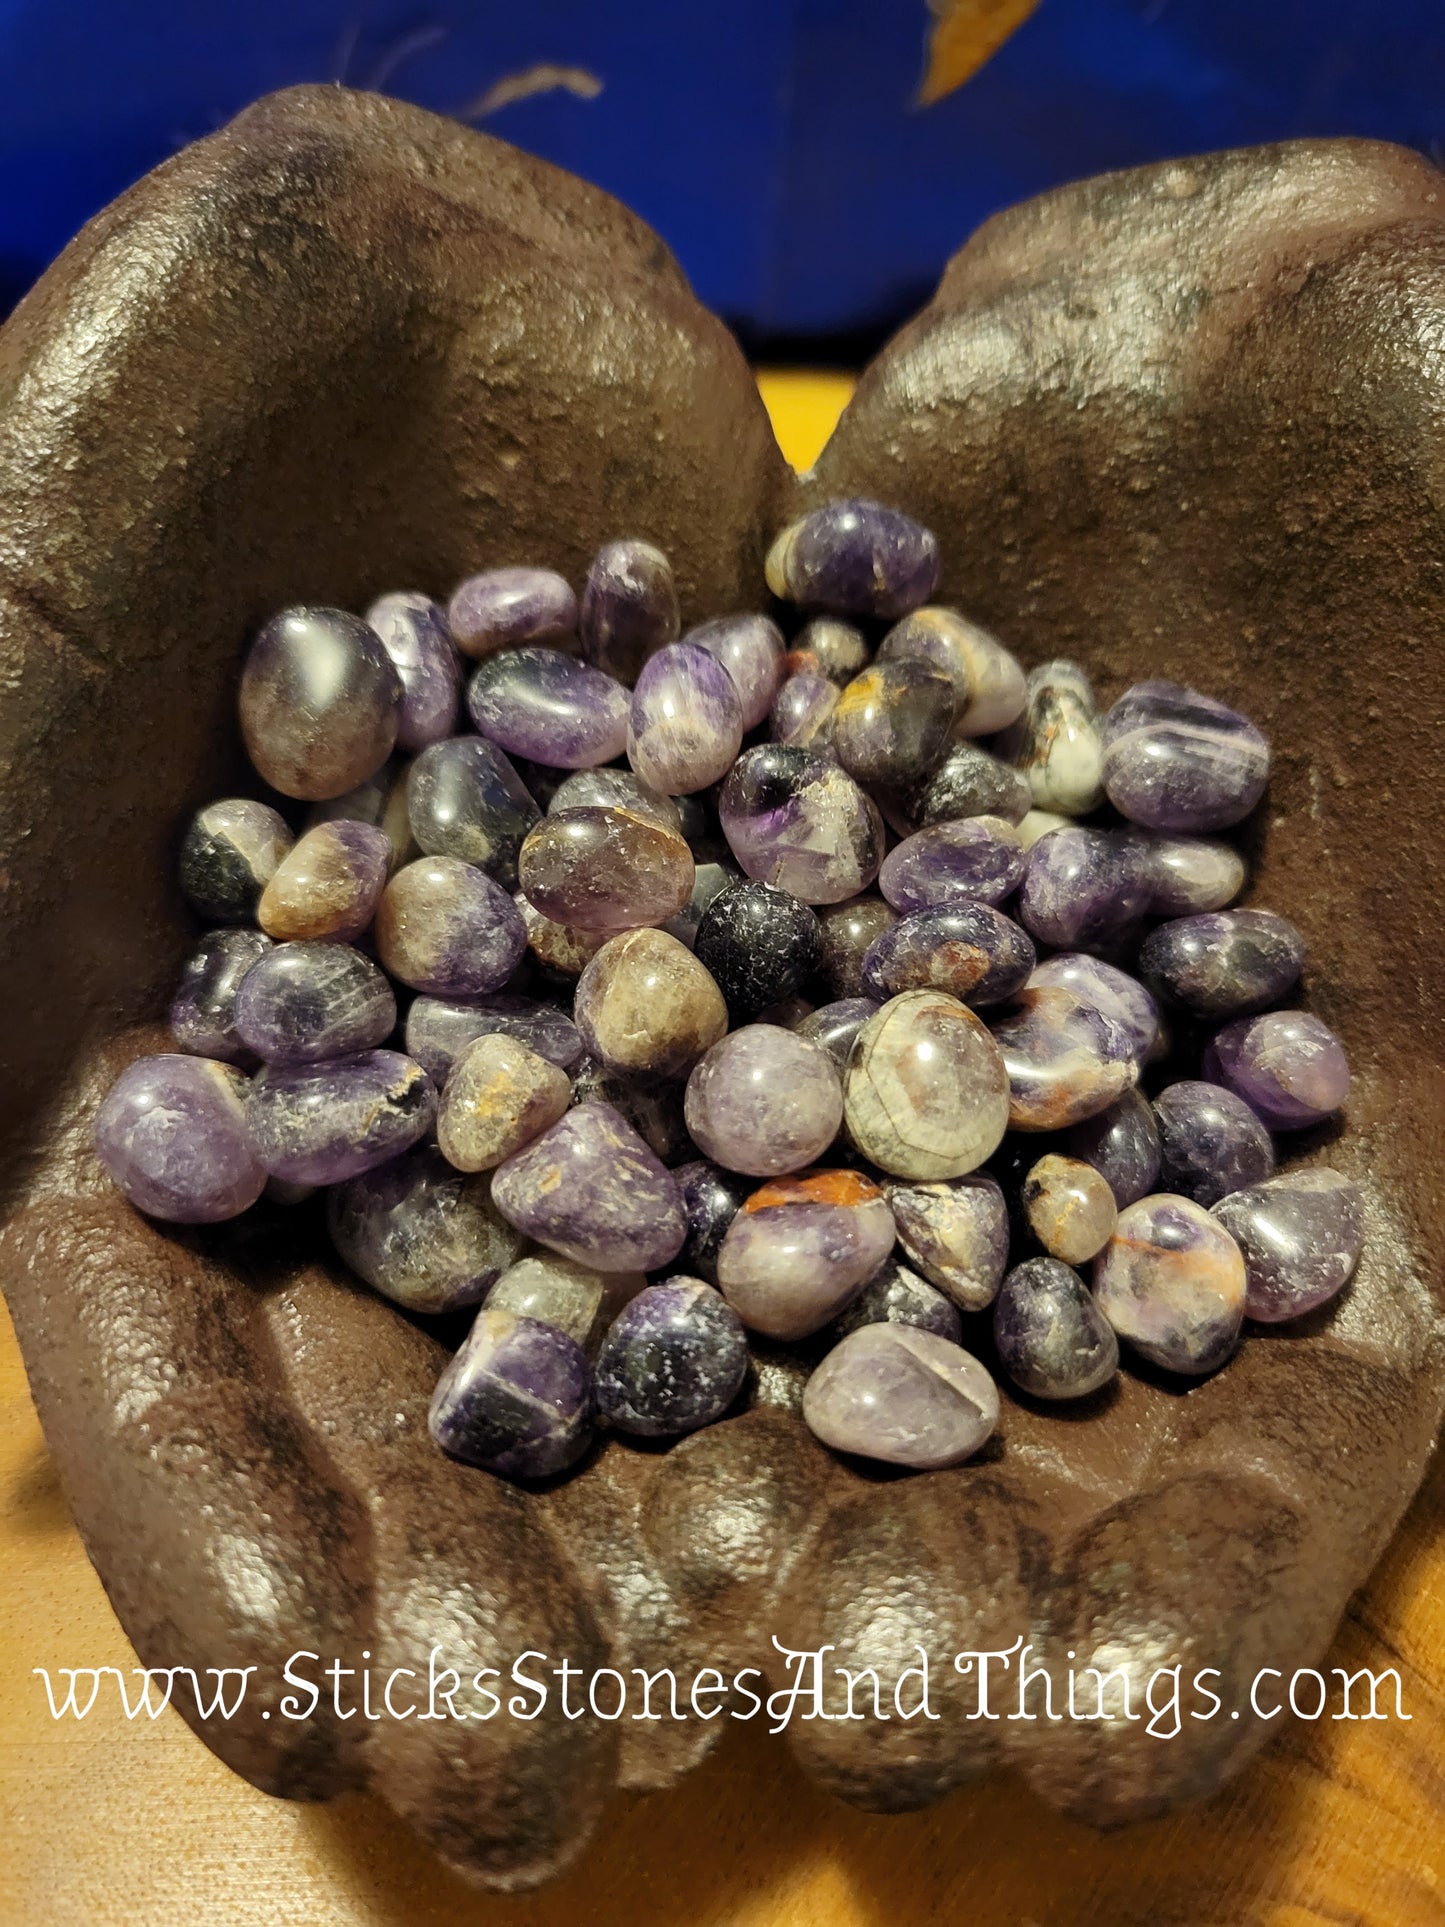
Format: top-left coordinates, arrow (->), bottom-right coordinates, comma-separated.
364,590 -> 460,751
1211,1168 -> 1366,1324
178,798 -> 293,924
429,1308 -> 593,1479
491,1101 -> 686,1272
169,928 -> 273,1063
719,744 -> 883,905
375,855 -> 526,997
832,1257 -> 963,1343
5,96 -> 1445,1880
991,985 -> 1141,1131
594,1279 -> 748,1437
861,902 -> 1035,1007
93,1053 -> 266,1221
627,641 -> 744,794
993,1257 -> 1119,1400
574,927 -> 727,1078
692,879 -> 823,1022
246,1049 -> 436,1185
233,940 -> 396,1064
1155,1078 -> 1277,1207
518,806 -> 695,936
884,1173 -> 1010,1309
684,1024 -> 843,1177
1095,1194 -> 1247,1375
878,607 -> 1026,736
258,820 -> 390,944
485,1252 -> 644,1354
467,646 -> 629,769
843,990 -> 1010,1180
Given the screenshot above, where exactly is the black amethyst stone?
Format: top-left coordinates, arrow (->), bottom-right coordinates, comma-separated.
673,1159 -> 750,1283
832,1258 -> 963,1343
178,797 -> 293,923
693,878 -> 823,1022
594,1279 -> 748,1437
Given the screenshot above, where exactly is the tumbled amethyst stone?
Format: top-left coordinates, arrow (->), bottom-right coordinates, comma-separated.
547,765 -> 681,832
793,616 -> 870,685
628,641 -> 744,795
375,856 -> 527,996
766,500 -> 940,621
831,658 -> 957,793
720,744 -> 882,905
1211,1168 -> 1365,1323
1204,1011 -> 1351,1130
580,538 -> 680,683
684,1025 -> 843,1177
815,896 -> 897,1001
1139,909 -> 1305,1019
687,614 -> 785,730
795,997 -> 881,1071
1094,1193 -> 1246,1375
991,985 -> 1140,1131
239,606 -> 401,801
170,928 -> 273,1063
405,993 -> 585,1086
327,1143 -> 525,1315
1101,680 -> 1271,833
491,1101 -> 686,1272
716,1170 -> 896,1339
862,903 -> 1035,1007
178,798 -> 293,924
95,1053 -> 267,1223
245,1049 -> 436,1185
802,1325 -> 998,1469
993,1257 -> 1119,1400
833,1259 -> 963,1344
877,607 -> 1027,736
1142,836 -> 1246,916
258,819 -> 392,945
996,659 -> 1104,817
674,1159 -> 750,1284
568,1062 -> 695,1167
1027,954 -> 1159,1064
594,1280 -> 748,1437
770,668 -> 839,750
880,815 -> 1026,913
913,742 -> 1032,829
234,941 -> 396,1064
405,734 -> 539,886
429,1308 -> 593,1479
1153,1079 -> 1275,1207
1067,1087 -> 1162,1208
467,646 -> 630,770
447,566 -> 578,659
884,1173 -> 1009,1309
519,805 -> 695,935
1017,826 -> 1153,951
364,591 -> 461,751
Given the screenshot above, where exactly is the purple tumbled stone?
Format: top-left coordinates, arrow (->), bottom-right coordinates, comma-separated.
1067,1088 -> 1162,1208
95,1054 -> 267,1222
993,1257 -> 1118,1401
447,566 -> 578,659
831,657 -> 957,793
1027,953 -> 1159,1064
877,608 -> 1027,736
327,1143 -> 525,1314
1154,1079 -> 1276,1206
674,1159 -> 750,1284
429,1308 -> 593,1479
802,1325 -> 998,1469
594,1279 -> 748,1437
990,985 -> 1140,1131
770,668 -> 839,750
245,1049 -> 436,1185
375,856 -> 527,996
1101,680 -> 1271,833
1017,826 -> 1153,952
833,1259 -> 963,1344
568,1061 -> 695,1167
720,744 -> 882,905
239,606 -> 401,801
548,765 -> 681,833
580,539 -> 681,683
684,1025 -> 843,1177
405,734 -> 539,886
861,903 -> 1035,1007
234,940 -> 396,1064
687,614 -> 785,730
1211,1168 -> 1366,1323
1139,909 -> 1305,1020
305,759 -> 415,869
467,647 -> 630,769
766,500 -> 940,621
1141,835 -> 1247,916
405,993 -> 585,1086
258,819 -> 391,944
795,997 -> 881,1071
884,1173 -> 1010,1310
170,928 -> 273,1063
627,641 -> 745,795
1204,1011 -> 1351,1130
491,1101 -> 686,1272
364,591 -> 461,751
879,815 -> 1026,912
716,1169 -> 896,1339
519,805 -> 695,935
1094,1193 -> 1246,1375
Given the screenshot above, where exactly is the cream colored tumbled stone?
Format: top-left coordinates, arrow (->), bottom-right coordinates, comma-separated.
843,990 -> 1010,1182
437,1033 -> 571,1172
485,1252 -> 645,1354
574,927 -> 728,1078
1022,1153 -> 1118,1264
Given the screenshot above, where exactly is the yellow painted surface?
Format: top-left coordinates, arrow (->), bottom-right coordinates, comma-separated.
917,0 -> 1042,107
2,370 -> 1442,1922
756,368 -> 857,473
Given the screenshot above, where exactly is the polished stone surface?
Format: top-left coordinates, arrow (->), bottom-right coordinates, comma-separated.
832,1258 -> 963,1344
791,616 -> 870,685
1067,1086 -> 1162,1208
770,668 -> 839,750
234,940 -> 396,1063
1204,1010 -> 1351,1130
428,1308 -> 593,1479
257,820 -> 390,944
94,1053 -> 266,1222
684,1024 -> 843,1176
364,590 -> 460,751
998,658 -> 1103,816
1211,1168 -> 1366,1323
662,856 -> 743,952
239,605 -> 400,800
1022,1153 -> 1119,1264
1154,1079 -> 1276,1206
627,640 -> 744,794
447,566 -> 577,658
574,927 -> 728,1078
1017,825 -> 1153,951
1027,953 -> 1160,1064
993,1257 -> 1119,1400
794,997 -> 881,1071
843,990 -> 1010,1180
594,1279 -> 748,1437
1140,908 -> 1305,1018
991,985 -> 1141,1131
831,657 -> 956,794
405,734 -> 539,887
491,1100 -> 686,1271
245,1049 -> 436,1185
404,992 -> 585,1087
884,1172 -> 1010,1309
436,1032 -> 572,1171
912,740 -> 1032,829
327,1141 -> 525,1313
880,815 -> 1026,912
802,1324 -> 999,1468
720,743 -> 883,905
169,928 -> 273,1063
766,498 -> 939,620
579,538 -> 680,682
485,1253 -> 645,1355
546,765 -> 681,832
687,614 -> 785,728
1142,835 -> 1247,916
673,1158 -> 750,1284
862,903 -> 1035,1007
878,607 -> 1027,736
567,1062 -> 695,1167
467,646 -> 630,769
1094,1193 -> 1247,1375
178,798 -> 293,924
693,878 -> 823,1021
716,1168 -> 896,1339
518,805 -> 695,935
375,855 -> 527,996
816,894 -> 898,1000
305,757 -> 415,870
1101,679 -> 1271,832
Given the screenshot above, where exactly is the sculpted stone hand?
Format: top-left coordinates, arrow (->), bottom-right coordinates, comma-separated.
0,91 -> 1441,1886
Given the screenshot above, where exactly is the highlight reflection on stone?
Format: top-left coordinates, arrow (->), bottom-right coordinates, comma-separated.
862,904 -> 1035,1008
405,734 -> 539,886
720,744 -> 883,905
467,646 -> 630,769
436,1033 -> 572,1171
884,1172 -> 1010,1309
169,928 -> 273,1063
802,1324 -> 998,1468
491,1101 -> 686,1272
878,607 -> 1027,736
766,499 -> 939,621
993,1257 -> 1118,1400
447,566 -> 577,659
486,1253 -> 646,1356
1140,909 -> 1305,1018
628,641 -> 744,794
1101,680 -> 1271,832
94,1053 -> 266,1222
404,992 -> 585,1086
843,990 -> 1010,1180
239,606 -> 400,800
580,538 -> 680,683
688,614 -> 785,728
879,815 -> 1026,912
234,940 -> 396,1063
595,1280 -> 748,1437
1022,1154 -> 1118,1264
991,986 -> 1140,1132
375,856 -> 527,996
716,1169 -> 895,1339
1154,1079 -> 1276,1206
518,805 -> 695,935
258,820 -> 391,944
429,1309 -> 593,1479
1204,1011 -> 1351,1130
1067,1087 -> 1162,1208
1211,1168 -> 1365,1323
365,590 -> 460,751
684,1024 -> 843,1176
245,1049 -> 436,1185
327,1142 -> 525,1313
831,658 -> 956,794
574,927 -> 728,1078
1094,1193 -> 1246,1375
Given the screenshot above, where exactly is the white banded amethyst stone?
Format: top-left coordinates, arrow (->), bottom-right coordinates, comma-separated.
688,614 -> 785,728
766,499 -> 939,622
245,1049 -> 436,1185
720,744 -> 882,906
627,642 -> 744,795
884,1173 -> 1010,1310
1101,680 -> 1271,833
447,567 -> 578,659
364,591 -> 461,751
467,647 -> 630,769
429,1308 -> 593,1479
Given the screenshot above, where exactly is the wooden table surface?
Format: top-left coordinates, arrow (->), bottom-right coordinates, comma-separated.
2,373 -> 1442,1926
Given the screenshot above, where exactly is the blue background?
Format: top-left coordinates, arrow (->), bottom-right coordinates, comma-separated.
6,1 -> 1444,341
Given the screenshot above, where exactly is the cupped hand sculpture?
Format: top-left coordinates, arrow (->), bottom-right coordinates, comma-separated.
0,88 -> 1442,1890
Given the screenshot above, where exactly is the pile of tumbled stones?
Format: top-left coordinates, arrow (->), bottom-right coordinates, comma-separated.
94,500 -> 1365,1478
